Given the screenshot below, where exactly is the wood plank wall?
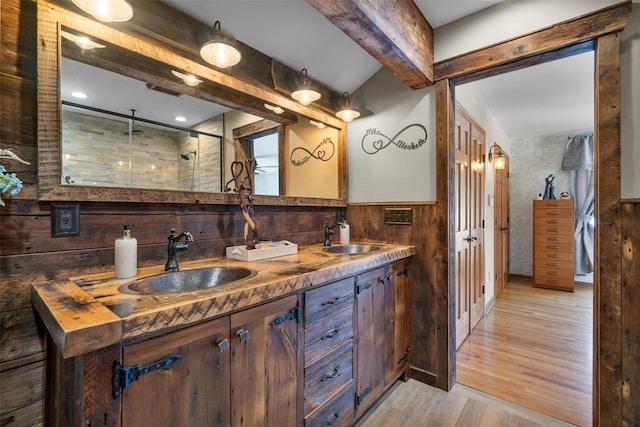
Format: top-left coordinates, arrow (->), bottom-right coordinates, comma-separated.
0,2 -> 337,424
347,203 -> 439,384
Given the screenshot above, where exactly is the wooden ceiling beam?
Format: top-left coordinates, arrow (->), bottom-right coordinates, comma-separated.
306,0 -> 434,89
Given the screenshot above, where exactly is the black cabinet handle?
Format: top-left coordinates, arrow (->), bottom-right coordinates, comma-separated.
321,329 -> 339,340
320,366 -> 340,381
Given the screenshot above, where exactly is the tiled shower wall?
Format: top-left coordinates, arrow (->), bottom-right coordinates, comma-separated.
509,128 -> 592,276
62,110 -> 222,191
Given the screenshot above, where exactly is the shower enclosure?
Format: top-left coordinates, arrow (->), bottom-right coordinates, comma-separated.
61,102 -> 223,192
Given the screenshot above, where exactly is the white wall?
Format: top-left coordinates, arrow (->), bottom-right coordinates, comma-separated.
621,3 -> 640,198
348,67 -> 436,202
435,0 -> 640,199
455,85 -> 512,305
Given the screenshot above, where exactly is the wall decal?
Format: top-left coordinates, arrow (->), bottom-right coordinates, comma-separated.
361,124 -> 427,154
290,137 -> 335,166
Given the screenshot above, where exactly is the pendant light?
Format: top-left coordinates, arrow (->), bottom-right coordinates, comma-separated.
335,91 -> 360,123
171,70 -> 202,87
199,21 -> 242,68
290,68 -> 321,106
71,0 -> 133,22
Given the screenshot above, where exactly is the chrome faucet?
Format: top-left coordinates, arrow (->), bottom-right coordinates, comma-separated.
323,222 -> 341,247
165,229 -> 194,272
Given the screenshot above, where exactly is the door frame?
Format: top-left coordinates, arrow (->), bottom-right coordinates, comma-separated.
432,3 -> 630,425
493,154 -> 509,300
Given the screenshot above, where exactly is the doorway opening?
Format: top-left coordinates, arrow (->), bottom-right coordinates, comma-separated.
451,50 -> 595,425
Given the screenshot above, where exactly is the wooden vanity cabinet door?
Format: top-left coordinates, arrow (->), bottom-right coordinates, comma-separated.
121,316 -> 231,427
230,294 -> 300,427
384,260 -> 410,386
354,267 -> 386,414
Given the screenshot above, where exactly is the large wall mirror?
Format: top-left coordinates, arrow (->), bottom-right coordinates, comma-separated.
38,1 -> 346,206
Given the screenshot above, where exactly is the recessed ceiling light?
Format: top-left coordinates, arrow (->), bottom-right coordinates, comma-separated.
71,91 -> 88,99
309,120 -> 326,129
60,30 -> 106,49
175,116 -> 187,122
171,70 -> 202,87
264,103 -> 284,114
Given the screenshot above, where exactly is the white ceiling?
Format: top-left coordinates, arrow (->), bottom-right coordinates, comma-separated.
63,0 -> 596,139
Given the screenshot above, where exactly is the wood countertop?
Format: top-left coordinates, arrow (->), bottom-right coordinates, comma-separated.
32,243 -> 414,359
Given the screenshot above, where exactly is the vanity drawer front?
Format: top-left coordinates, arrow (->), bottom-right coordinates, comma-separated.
304,340 -> 353,415
305,307 -> 353,366
305,277 -> 354,327
304,382 -> 354,427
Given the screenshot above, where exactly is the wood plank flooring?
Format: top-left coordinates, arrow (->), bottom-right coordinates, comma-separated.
356,380 -> 575,427
456,277 -> 593,426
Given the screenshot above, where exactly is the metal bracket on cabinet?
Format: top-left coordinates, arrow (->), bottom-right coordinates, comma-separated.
112,354 -> 182,398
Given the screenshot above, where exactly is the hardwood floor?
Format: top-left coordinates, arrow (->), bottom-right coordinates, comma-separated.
456,277 -> 593,426
357,379 -> 575,427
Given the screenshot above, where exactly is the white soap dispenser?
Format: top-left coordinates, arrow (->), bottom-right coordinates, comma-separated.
339,218 -> 350,245
115,225 -> 137,279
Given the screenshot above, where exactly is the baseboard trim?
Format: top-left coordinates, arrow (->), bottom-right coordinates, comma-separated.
485,295 -> 496,314
409,366 -> 437,387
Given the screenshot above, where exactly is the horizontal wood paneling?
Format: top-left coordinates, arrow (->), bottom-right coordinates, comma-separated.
347,203 -> 438,385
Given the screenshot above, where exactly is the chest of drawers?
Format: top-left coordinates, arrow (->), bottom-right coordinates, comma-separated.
533,199 -> 575,292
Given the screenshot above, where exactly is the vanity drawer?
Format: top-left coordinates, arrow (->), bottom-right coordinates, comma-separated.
304,340 -> 353,415
304,382 -> 354,427
305,307 -> 353,366
305,277 -> 354,327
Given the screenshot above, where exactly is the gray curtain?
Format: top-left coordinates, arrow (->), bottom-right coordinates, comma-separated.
562,134 -> 594,274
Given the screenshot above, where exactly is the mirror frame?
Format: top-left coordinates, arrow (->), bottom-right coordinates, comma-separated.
37,1 -> 347,207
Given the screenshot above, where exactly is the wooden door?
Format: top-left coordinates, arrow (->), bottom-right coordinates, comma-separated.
494,157 -> 510,298
469,124 -> 485,330
230,294 -> 299,427
454,108 -> 471,348
121,317 -> 231,427
455,104 -> 486,349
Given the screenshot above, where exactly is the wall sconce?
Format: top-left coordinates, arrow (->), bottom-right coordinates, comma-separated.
171,70 -> 202,87
334,91 -> 360,123
290,68 -> 321,106
199,21 -> 242,68
71,0 -> 133,22
488,143 -> 506,169
60,30 -> 106,49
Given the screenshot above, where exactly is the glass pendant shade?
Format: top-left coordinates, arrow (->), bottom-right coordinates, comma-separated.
71,0 -> 133,22
335,92 -> 360,123
199,21 -> 242,68
291,69 -> 321,106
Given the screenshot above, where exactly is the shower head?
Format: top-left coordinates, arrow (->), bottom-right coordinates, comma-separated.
181,150 -> 197,160
124,109 -> 144,136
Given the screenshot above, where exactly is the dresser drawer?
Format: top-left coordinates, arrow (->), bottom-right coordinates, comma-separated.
535,250 -> 573,262
304,382 -> 354,427
305,307 -> 353,366
534,237 -> 573,252
534,273 -> 574,291
535,224 -> 573,236
534,217 -> 574,229
534,259 -> 573,271
534,200 -> 574,210
305,277 -> 354,327
535,267 -> 573,281
304,340 -> 353,415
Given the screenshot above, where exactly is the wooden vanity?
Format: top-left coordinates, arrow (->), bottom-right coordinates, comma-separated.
32,243 -> 414,427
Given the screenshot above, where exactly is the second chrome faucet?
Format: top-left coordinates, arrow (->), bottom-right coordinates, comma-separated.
165,229 -> 194,271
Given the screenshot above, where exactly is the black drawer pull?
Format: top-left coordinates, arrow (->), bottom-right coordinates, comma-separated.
320,367 -> 340,381
321,411 -> 340,427
321,329 -> 339,340
322,297 -> 339,305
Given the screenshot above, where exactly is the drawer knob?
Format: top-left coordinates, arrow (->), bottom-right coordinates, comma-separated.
236,329 -> 249,343
321,297 -> 339,306
321,329 -> 339,340
321,411 -> 340,427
